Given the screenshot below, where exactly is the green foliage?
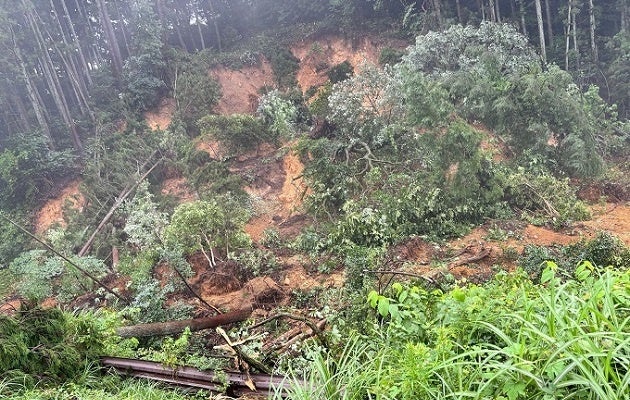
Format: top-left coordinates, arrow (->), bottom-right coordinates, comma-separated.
83,122 -> 163,216
401,22 -> 611,178
308,82 -> 333,118
327,61 -> 353,83
8,250 -> 108,303
0,212 -> 29,268
198,114 -> 270,156
257,89 -> 298,138
0,134 -> 75,209
122,181 -> 168,252
170,50 -> 222,133
604,32 -> 630,120
378,47 -> 404,66
504,169 -> 591,228
520,233 -> 629,280
263,45 -> 300,88
122,0 -> 167,112
0,307 -> 108,389
279,265 -> 630,399
163,198 -> 251,258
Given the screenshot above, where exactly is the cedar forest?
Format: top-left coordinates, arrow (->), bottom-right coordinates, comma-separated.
0,1 -> 629,399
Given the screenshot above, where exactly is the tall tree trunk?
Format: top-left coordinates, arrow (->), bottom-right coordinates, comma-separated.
518,0 -> 528,36
172,4 -> 190,51
60,0 -> 93,86
196,19 -> 206,50
566,0 -> 572,70
207,0 -> 222,51
572,3 -> 579,69
9,92 -> 32,134
23,0 -> 83,153
455,0 -> 463,23
432,0 -> 443,27
74,0 -> 102,69
544,0 -> 553,44
112,0 -> 131,58
96,0 -> 123,76
495,0 -> 501,22
488,0 -> 497,22
534,0 -> 547,63
10,27 -> 53,148
588,0 -> 598,62
622,0 -> 629,32
45,2 -> 93,120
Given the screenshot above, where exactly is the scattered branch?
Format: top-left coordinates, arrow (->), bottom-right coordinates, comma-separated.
215,327 -> 272,375
248,312 -> 329,349
0,213 -> 129,304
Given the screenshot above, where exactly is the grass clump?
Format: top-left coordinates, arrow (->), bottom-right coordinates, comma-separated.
276,262 -> 630,399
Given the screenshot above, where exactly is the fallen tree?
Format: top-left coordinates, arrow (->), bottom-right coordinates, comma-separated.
116,308 -> 252,338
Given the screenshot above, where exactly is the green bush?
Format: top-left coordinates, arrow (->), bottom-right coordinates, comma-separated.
378,47 -> 404,66
263,45 -> 300,88
163,198 -> 250,258
198,114 -> 270,156
0,307 -> 108,389
327,61 -> 353,83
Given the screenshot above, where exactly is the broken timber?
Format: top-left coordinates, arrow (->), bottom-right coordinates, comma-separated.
116,308 -> 252,338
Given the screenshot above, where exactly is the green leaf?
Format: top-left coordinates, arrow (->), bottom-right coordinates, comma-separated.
378,297 -> 391,318
367,290 -> 379,308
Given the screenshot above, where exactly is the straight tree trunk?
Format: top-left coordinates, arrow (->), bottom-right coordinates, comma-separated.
432,0 -> 443,27
588,0 -> 598,62
544,0 -> 553,44
60,0 -> 92,86
23,1 -> 83,153
116,309 -> 252,337
9,26 -> 53,148
518,0 -> 528,36
196,19 -> 206,50
96,0 -> 123,76
488,0 -> 497,22
455,0 -> 463,23
622,0 -> 629,32
534,0 -> 547,63
566,0 -> 572,69
112,0 -> 131,58
44,3 -> 93,120
9,92 -> 32,134
495,0 -> 501,22
572,2 -> 579,69
207,0 -> 223,51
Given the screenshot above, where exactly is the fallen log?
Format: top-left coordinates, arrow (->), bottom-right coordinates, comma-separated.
116,308 -> 252,338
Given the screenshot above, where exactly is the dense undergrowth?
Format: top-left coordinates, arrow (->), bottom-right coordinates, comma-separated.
277,263 -> 630,400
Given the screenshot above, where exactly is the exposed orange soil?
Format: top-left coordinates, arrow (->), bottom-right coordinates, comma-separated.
397,203 -> 630,284
144,98 -> 176,130
243,145 -> 310,242
292,35 -> 401,91
211,59 -> 275,115
160,177 -> 198,203
34,180 -> 84,234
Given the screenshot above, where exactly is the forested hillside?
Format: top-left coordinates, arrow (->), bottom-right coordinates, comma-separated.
0,1 -> 628,399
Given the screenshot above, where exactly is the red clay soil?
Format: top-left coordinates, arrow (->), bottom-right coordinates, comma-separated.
211,59 -> 275,115
292,34 -> 406,92
34,180 -> 84,234
144,98 -> 176,131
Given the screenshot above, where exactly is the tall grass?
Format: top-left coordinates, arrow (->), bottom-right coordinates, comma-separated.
277,265 -> 629,399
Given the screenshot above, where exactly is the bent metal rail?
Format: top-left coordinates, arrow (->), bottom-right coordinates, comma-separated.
101,357 -> 300,397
